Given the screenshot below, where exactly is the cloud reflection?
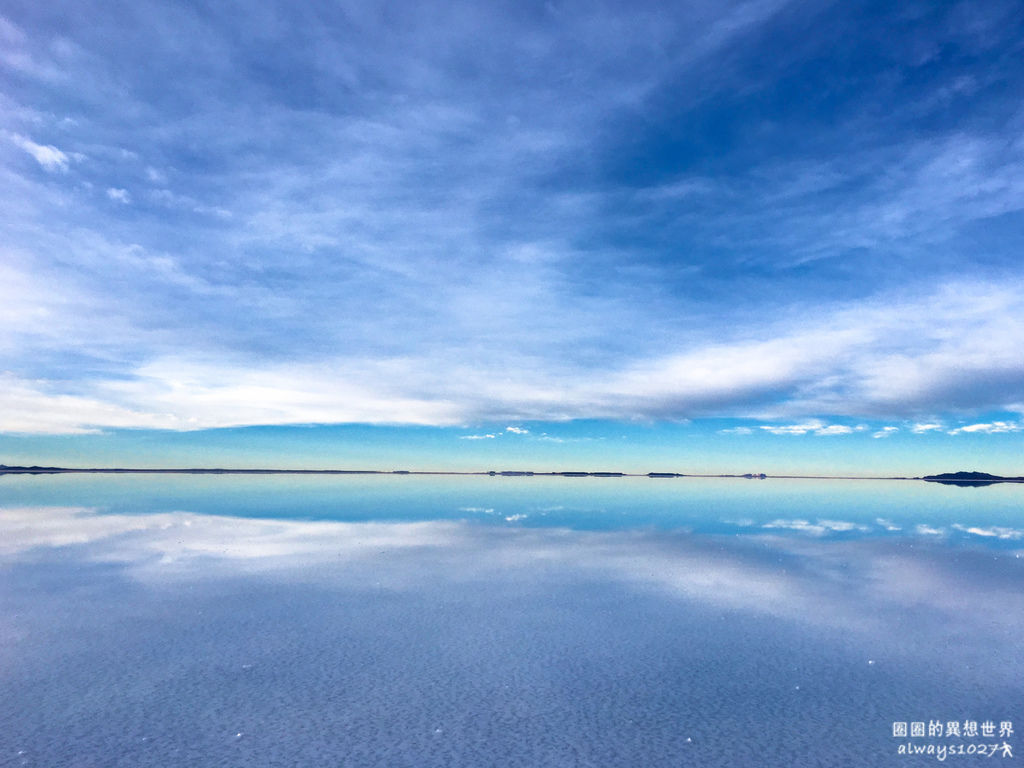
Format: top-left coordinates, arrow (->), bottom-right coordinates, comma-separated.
3,506 -> 1022,646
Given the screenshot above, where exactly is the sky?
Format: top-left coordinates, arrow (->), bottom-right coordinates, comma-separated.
1,0 -> 1023,473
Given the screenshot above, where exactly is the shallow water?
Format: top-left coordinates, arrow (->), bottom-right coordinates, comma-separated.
1,475 -> 1020,766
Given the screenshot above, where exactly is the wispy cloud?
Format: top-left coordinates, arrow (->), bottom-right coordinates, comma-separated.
1,279 -> 1023,433
1,1 -> 1023,435
814,424 -> 854,436
759,421 -> 854,436
8,132 -> 72,172
760,421 -> 826,436
763,519 -> 870,535
105,187 -> 131,204
948,421 -> 1022,434
951,524 -> 1024,540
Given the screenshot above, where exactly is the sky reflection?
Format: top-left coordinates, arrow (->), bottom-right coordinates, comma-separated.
1,480 -> 1021,766
2,472 -> 1024,536
4,503 -> 1023,657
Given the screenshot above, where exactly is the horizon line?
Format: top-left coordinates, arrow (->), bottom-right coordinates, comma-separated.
3,465 -> 1020,483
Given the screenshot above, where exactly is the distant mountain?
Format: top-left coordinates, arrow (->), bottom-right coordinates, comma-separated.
922,471 -> 1023,487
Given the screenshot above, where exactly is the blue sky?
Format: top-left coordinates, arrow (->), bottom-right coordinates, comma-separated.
1,0 -> 1023,471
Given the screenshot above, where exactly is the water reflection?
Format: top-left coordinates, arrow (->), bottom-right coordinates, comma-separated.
4,505 -> 1023,633
1,490 -> 1021,767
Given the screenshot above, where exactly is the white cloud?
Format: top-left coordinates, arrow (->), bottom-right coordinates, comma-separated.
2,276 -> 1022,434
911,422 -> 943,433
872,426 -> 899,438
758,420 -> 856,436
814,424 -> 854,436
0,363 -> 467,434
106,187 -> 131,204
0,373 -> 181,434
719,426 -> 752,434
9,132 -> 71,172
760,420 -> 825,435
505,426 -> 529,434
952,524 -> 1024,540
572,281 -> 1024,424
762,518 -> 869,535
459,433 -> 497,440
948,421 -> 1022,434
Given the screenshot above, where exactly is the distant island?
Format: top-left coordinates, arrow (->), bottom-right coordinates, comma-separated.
921,471 -> 1024,487
0,465 -> 1017,485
